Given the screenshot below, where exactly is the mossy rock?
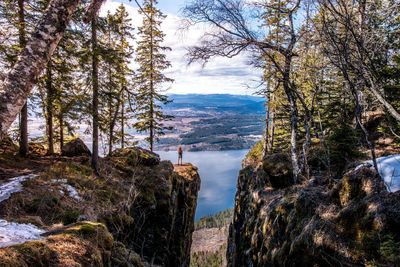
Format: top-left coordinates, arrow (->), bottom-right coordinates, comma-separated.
57,222 -> 114,251
111,147 -> 160,166
0,222 -> 114,267
111,242 -> 145,267
61,138 -> 91,157
262,153 -> 294,188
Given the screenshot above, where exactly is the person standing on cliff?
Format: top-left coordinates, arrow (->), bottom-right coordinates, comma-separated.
178,146 -> 183,165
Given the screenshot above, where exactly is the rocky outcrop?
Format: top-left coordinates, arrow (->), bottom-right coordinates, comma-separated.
0,147 -> 201,267
262,153 -> 293,189
228,158 -> 400,266
61,138 -> 91,157
110,147 -> 160,166
104,160 -> 201,267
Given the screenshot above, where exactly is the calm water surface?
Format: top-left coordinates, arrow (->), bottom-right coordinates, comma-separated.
157,150 -> 248,220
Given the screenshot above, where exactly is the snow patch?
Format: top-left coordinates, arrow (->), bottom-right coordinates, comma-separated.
0,174 -> 37,203
0,174 -> 45,248
356,155 -> 400,193
52,179 -> 82,201
0,220 -> 45,248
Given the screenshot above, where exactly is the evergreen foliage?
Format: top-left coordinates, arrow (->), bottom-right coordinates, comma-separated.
195,208 -> 233,230
134,0 -> 173,151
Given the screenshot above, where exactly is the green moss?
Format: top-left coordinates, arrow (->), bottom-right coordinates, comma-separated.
246,140 -> 264,163
358,230 -> 380,259
78,224 -> 98,235
379,234 -> 400,263
26,196 -> 60,213
62,209 -> 80,225
67,162 -> 93,176
64,222 -> 114,251
13,241 -> 55,266
111,242 -> 145,267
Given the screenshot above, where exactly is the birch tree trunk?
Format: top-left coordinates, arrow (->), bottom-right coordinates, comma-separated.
283,55 -> 300,183
0,0 -> 81,142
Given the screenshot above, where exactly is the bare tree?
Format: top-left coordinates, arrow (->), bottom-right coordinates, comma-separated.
317,0 -> 400,122
315,0 -> 398,172
183,0 -> 312,182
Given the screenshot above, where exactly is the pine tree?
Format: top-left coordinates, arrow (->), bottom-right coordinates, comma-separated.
91,14 -> 100,171
33,1 -> 89,154
134,0 -> 173,152
114,5 -> 135,150
99,5 -> 134,155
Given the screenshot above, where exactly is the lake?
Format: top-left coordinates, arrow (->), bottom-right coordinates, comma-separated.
157,150 -> 248,220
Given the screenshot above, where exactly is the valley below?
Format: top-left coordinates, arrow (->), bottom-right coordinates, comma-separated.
155,94 -> 265,152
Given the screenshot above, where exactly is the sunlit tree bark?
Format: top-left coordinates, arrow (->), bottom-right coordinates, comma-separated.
0,0 -> 81,141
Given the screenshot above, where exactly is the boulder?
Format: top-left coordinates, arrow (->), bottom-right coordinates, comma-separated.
111,147 -> 160,166
262,153 -> 294,188
61,138 -> 91,157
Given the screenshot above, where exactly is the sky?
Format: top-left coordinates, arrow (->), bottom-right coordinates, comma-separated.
101,0 -> 262,95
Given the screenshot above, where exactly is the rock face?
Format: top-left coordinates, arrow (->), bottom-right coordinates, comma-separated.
0,147 -> 200,267
106,161 -> 201,267
61,138 -> 91,157
262,153 -> 293,188
228,158 -> 400,266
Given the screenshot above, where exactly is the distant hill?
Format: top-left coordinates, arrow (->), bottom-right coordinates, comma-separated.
165,94 -> 265,114
157,94 -> 266,151
191,209 -> 233,267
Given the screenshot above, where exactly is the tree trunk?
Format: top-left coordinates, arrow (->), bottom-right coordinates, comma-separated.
46,61 -> 54,155
19,104 -> 28,156
0,0 -> 81,142
263,100 -> 270,159
269,93 -> 276,151
91,16 -> 99,172
302,112 -> 312,178
121,91 -> 125,149
283,56 -> 300,183
108,93 -> 113,156
18,0 -> 29,156
149,0 -> 154,152
59,114 -> 64,151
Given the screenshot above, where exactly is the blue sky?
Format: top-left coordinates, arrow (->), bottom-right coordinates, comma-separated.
102,0 -> 262,95
117,0 -> 185,15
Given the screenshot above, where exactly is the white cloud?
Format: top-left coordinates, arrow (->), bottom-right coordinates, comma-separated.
101,1 -> 262,95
